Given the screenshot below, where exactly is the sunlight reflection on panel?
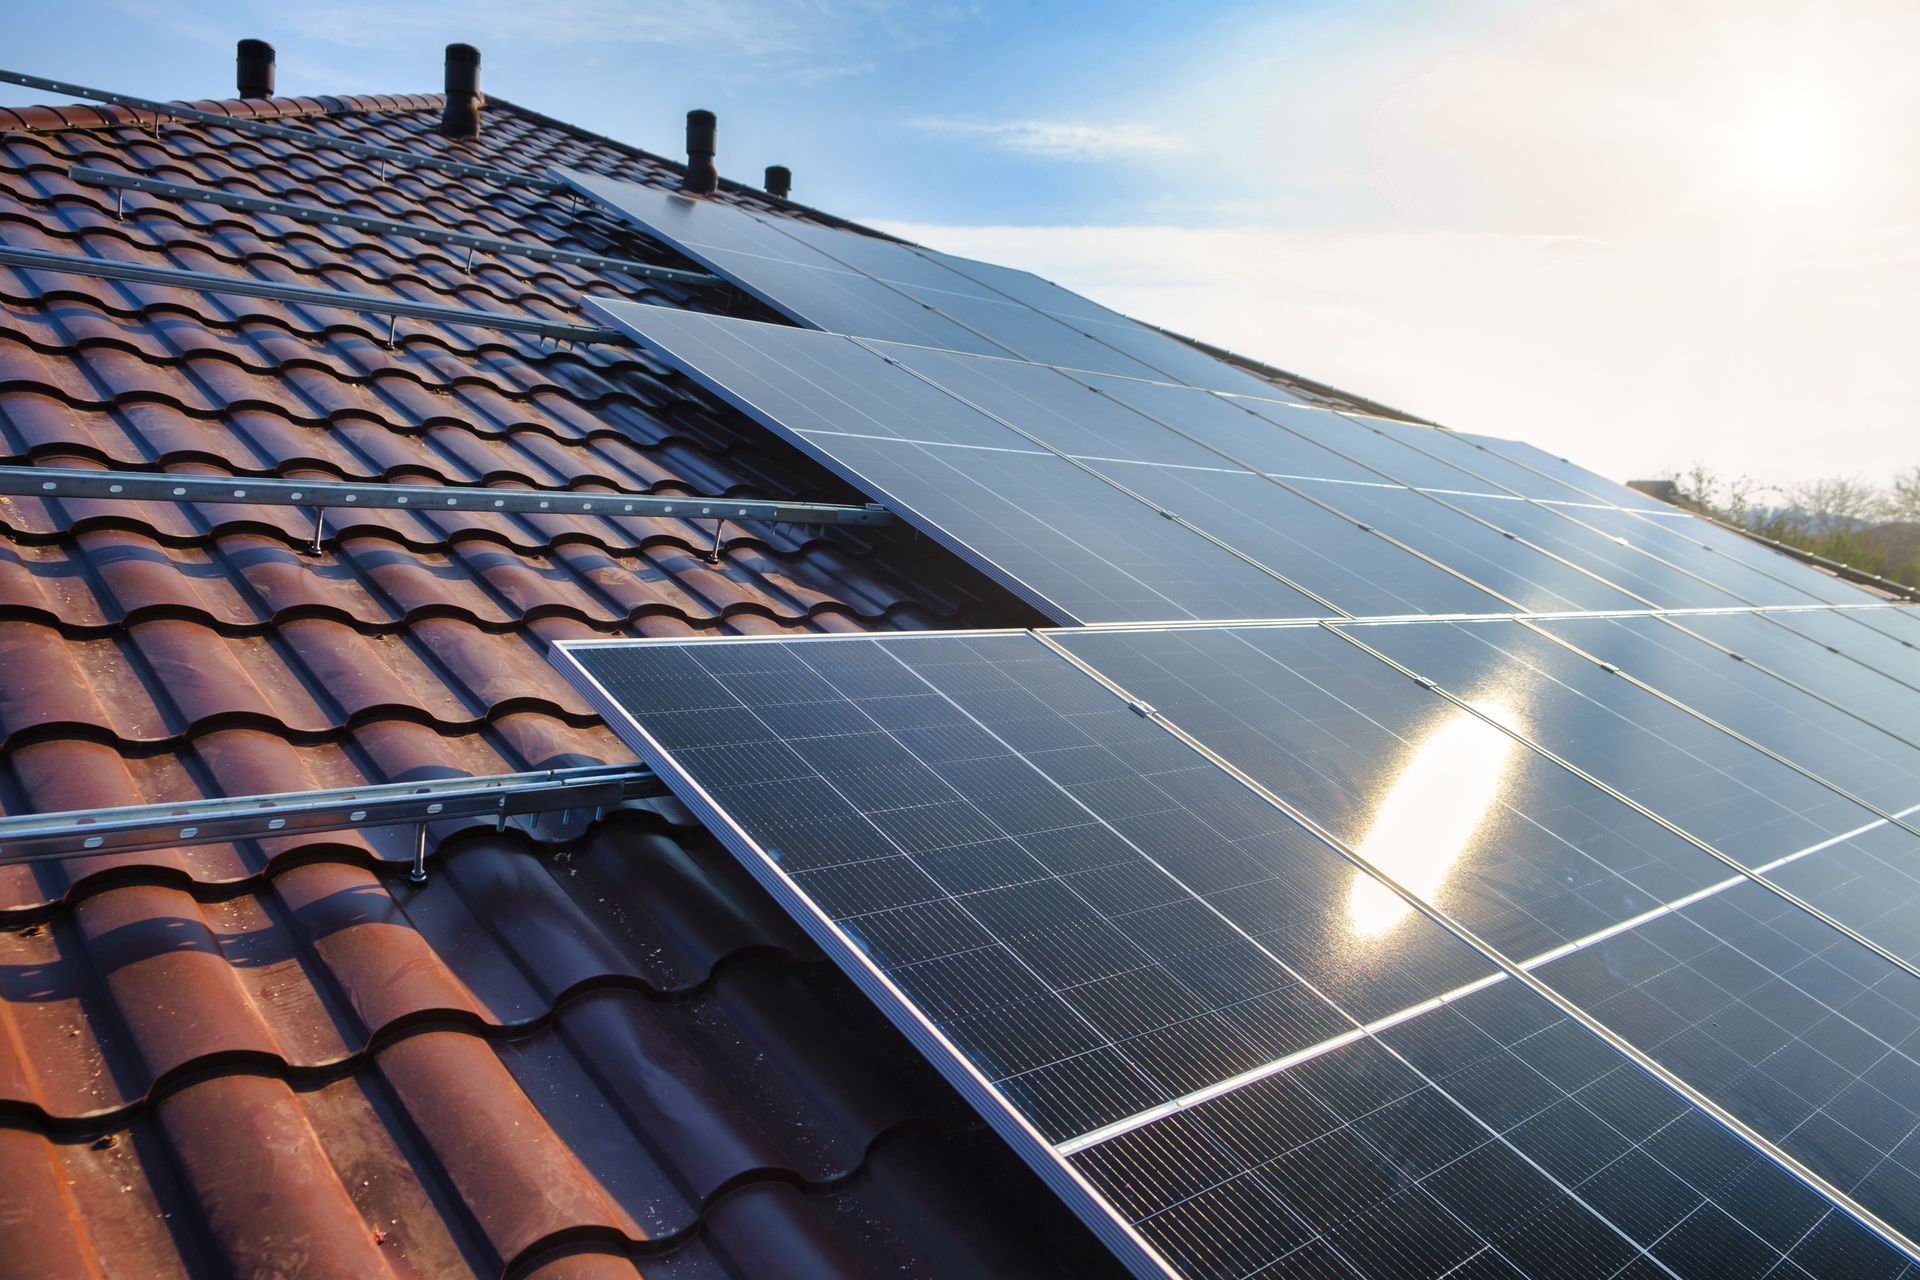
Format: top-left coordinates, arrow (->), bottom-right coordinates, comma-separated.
1347,700 -> 1522,935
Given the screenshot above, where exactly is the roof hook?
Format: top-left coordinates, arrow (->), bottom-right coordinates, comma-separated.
705,518 -> 726,564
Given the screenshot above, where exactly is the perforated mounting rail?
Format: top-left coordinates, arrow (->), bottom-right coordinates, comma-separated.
0,464 -> 896,528
0,764 -> 667,866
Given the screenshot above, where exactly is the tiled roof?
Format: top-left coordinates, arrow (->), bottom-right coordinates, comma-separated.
0,85 -> 1127,1277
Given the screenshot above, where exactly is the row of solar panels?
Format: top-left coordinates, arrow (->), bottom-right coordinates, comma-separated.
562,166 -> 1329,402
552,168 -> 1920,1279
557,609 -> 1920,1279
585,296 -> 1878,627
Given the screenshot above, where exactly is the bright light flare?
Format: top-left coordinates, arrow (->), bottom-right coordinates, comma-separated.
1721,87 -> 1859,207
1347,701 -> 1521,936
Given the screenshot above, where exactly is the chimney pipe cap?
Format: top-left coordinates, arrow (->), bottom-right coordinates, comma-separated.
683,109 -> 718,194
236,39 -> 276,100
440,43 -> 484,139
764,165 -> 792,199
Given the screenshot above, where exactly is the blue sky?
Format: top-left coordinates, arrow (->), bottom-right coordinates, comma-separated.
8,1 -> 1915,492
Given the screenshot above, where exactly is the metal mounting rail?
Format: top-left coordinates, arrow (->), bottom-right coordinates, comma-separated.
0,243 -> 623,344
0,764 -> 666,867
68,165 -> 720,288
0,68 -> 564,192
0,464 -> 896,527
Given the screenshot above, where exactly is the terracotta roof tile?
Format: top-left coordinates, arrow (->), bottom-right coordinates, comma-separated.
0,81 -> 1125,1276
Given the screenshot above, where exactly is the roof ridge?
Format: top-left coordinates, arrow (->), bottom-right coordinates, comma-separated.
0,90 -> 442,135
488,94 -> 914,243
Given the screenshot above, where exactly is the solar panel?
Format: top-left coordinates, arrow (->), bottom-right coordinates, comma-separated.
556,166 -> 1292,396
583,298 -> 1327,623
1056,621 -> 1920,1254
552,168 -> 1920,1278
1852,604 -> 1920,649
1536,614 -> 1920,812
1729,608 -> 1920,701
553,627 -> 1920,1278
1460,433 -> 1673,511
1346,619 -> 1920,962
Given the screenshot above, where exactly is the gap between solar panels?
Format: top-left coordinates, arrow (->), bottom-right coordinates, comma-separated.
552,619 -> 1920,1279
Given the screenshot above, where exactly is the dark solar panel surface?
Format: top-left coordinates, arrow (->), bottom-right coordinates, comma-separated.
1052,622 -> 1920,1253
1081,975 -> 1917,1280
1562,506 -> 1843,607
1536,614 -> 1920,811
1348,415 -> 1609,508
1346,620 -> 1916,891
1457,434 -> 1671,511
1050,625 -> 1737,960
1751,610 -> 1920,702
561,633 -> 1498,1146
550,157 -> 1920,1280
1853,606 -> 1920,650
557,628 -> 1920,1278
1443,497 -> 1759,609
585,298 -> 1327,623
558,165 -> 1288,395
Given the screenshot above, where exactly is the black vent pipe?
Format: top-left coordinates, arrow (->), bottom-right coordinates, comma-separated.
764,165 -> 791,199
684,109 -> 717,194
236,40 -> 275,100
440,44 -> 482,139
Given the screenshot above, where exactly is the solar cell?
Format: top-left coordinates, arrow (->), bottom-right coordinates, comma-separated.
1070,374 -> 1385,484
739,213 -> 1299,398
556,631 -> 1519,1274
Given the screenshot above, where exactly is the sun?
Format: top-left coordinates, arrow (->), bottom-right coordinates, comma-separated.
1723,90 -> 1854,206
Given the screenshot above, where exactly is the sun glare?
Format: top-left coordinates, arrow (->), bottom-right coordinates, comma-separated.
1346,701 -> 1522,936
1723,89 -> 1855,206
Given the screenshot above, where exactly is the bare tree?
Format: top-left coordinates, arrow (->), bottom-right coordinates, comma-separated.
1888,466 -> 1920,525
1669,462 -> 1763,526
1779,475 -> 1888,537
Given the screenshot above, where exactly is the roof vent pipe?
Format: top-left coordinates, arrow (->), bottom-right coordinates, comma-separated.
440,44 -> 482,139
236,40 -> 275,100
764,165 -> 791,199
683,109 -> 718,194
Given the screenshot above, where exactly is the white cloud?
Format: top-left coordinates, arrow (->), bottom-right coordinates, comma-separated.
870,219 -> 1917,490
909,117 -> 1186,160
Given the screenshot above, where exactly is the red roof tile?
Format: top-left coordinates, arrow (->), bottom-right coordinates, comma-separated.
0,84 -> 1125,1276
